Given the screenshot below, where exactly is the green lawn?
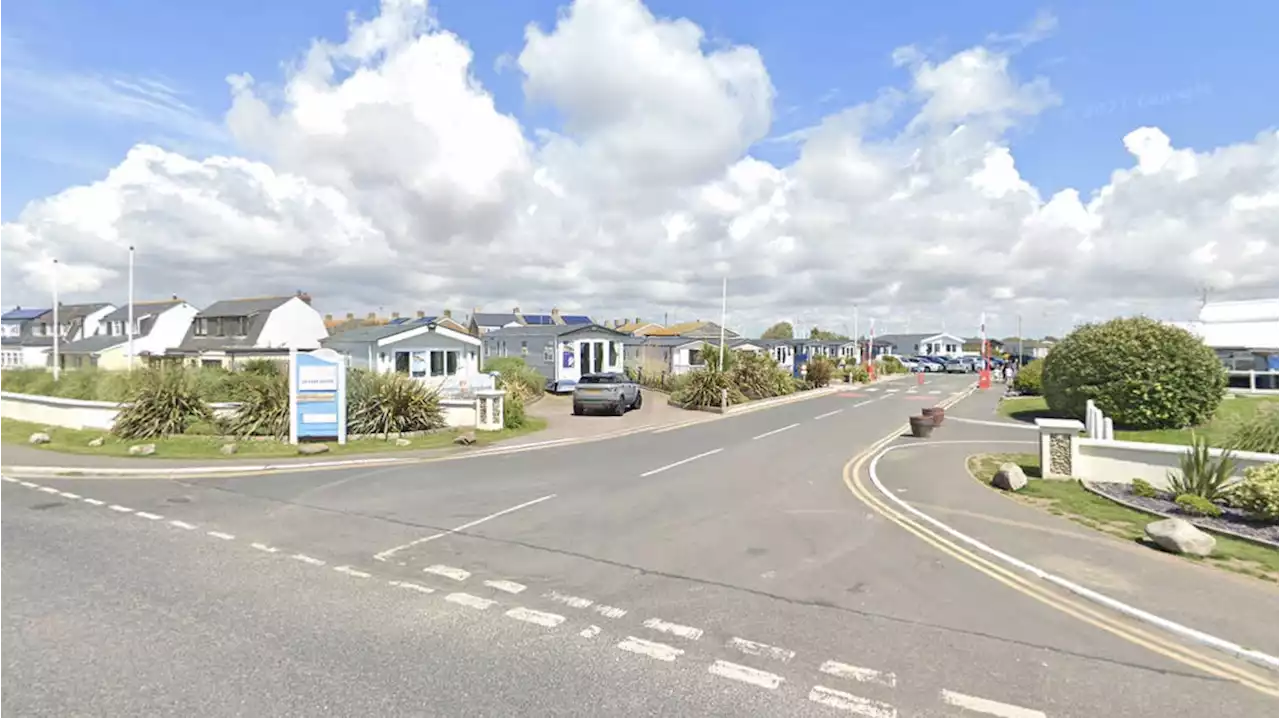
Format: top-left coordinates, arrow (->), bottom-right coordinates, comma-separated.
1,417 -> 547,461
998,394 -> 1278,448
968,453 -> 1278,581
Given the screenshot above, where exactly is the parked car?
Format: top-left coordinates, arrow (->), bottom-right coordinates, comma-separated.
944,358 -> 969,374
915,356 -> 945,372
572,373 -> 643,416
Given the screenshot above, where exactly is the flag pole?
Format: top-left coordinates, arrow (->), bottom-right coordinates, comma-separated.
52,258 -> 61,381
127,245 -> 136,370
718,276 -> 727,371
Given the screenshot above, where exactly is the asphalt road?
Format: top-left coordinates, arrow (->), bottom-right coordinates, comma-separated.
4,374 -> 1277,716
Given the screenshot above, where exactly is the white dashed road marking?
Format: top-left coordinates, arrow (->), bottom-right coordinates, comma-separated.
135,512 -> 163,521
1,476 -> 17,483
109,504 -> 133,512
865,388 -> 879,393
752,423 -> 799,440
814,409 -> 844,420
885,388 -> 900,394
445,592 -> 496,610
59,491 -> 81,499
483,579 -> 527,594
642,618 -> 704,641
83,498 -> 106,506
505,607 -> 566,628
640,447 -> 724,477
334,566 -> 371,579
579,625 -> 602,638
19,481 -> 38,487
852,399 -> 875,408
617,636 -> 684,662
38,486 -> 59,494
389,580 -> 435,594
808,686 -> 897,717
929,390 -> 942,395
939,690 -> 1046,718
820,660 -> 897,688
593,604 -> 628,619
423,564 -> 472,581
545,591 -> 594,609
291,554 -> 326,566
708,660 -> 784,690
251,542 -> 280,553
207,531 -> 236,541
169,520 -> 197,530
728,637 -> 795,663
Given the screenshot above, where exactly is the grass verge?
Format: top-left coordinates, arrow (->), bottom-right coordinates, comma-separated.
1,417 -> 547,461
997,394 -> 1278,448
967,452 -> 1278,581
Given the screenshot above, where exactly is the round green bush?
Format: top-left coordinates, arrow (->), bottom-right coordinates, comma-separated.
1012,359 -> 1043,396
1041,317 -> 1226,430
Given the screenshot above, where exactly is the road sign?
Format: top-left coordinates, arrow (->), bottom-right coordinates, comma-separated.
289,348 -> 348,444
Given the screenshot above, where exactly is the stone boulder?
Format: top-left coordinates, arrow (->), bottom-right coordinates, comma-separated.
128,443 -> 157,456
992,462 -> 1028,492
219,443 -> 238,455
1145,518 -> 1216,557
297,443 -> 330,455
29,432 -> 51,445
454,432 -> 477,446
87,436 -> 105,447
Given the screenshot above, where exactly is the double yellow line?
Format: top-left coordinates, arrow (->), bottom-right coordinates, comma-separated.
840,390 -> 1280,697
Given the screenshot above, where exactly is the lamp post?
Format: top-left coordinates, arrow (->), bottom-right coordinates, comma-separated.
51,258 -> 61,381
718,276 -> 727,371
127,245 -> 136,370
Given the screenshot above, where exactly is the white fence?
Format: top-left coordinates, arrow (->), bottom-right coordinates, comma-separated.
1037,399 -> 1279,491
1227,369 -> 1279,394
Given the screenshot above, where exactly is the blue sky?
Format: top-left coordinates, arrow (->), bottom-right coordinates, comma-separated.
3,0 -> 1277,221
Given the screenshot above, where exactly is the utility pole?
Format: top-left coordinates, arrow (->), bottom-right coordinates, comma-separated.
127,245 -> 136,370
853,305 -> 859,364
718,276 -> 727,371
1017,314 -> 1023,367
52,258 -> 61,381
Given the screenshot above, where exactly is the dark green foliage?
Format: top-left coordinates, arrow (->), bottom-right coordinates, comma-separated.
484,357 -> 545,401
503,391 -> 528,429
1042,317 -> 1226,430
760,322 -> 794,340
223,372 -> 290,439
805,356 -> 836,388
1226,402 -> 1279,454
1166,436 -> 1237,501
673,367 -> 746,408
238,358 -> 283,378
732,350 -> 794,400
346,370 -> 445,437
1174,493 -> 1223,518
1012,359 -> 1044,396
112,367 -> 213,439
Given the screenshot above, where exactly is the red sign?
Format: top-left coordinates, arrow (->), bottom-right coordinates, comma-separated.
977,369 -> 992,389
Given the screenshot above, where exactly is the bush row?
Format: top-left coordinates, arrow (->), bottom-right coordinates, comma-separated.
672,347 -> 800,409
1,361 -> 284,404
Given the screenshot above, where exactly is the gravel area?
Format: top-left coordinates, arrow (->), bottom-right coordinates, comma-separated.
1088,481 -> 1279,545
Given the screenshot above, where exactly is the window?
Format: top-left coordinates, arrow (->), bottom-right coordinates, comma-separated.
428,349 -> 459,377
411,351 -> 428,378
232,317 -> 248,336
194,318 -> 209,336
609,341 -> 618,367
520,340 -> 528,356
1,350 -> 20,367
395,351 -> 410,374
689,349 -> 704,366
543,342 -> 554,362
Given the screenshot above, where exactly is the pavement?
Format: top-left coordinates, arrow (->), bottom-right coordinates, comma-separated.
4,372 -> 1278,717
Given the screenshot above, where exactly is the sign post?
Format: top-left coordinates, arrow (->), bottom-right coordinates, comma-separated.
977,313 -> 992,390
289,348 -> 348,445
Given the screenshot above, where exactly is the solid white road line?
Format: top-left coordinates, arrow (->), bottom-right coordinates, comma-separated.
389,580 -> 435,594
250,542 -> 280,553
813,409 -> 844,420
852,399 -> 875,408
483,579 -> 527,594
545,591 -> 594,609
709,660 -> 784,689
579,625 -> 602,638
617,636 -> 684,662
728,637 -> 796,663
753,423 -> 800,440
593,604 -> 628,619
819,660 -> 897,688
168,520 -> 197,530
939,690 -> 1046,718
423,564 -> 472,581
642,618 -> 704,640
639,448 -> 724,478
291,554 -> 327,566
83,498 -> 106,506
445,592 -> 496,610
505,607 -> 566,628
108,504 -> 133,512
334,566 -> 372,579
808,686 -> 897,717
135,512 -> 163,521
374,493 -> 557,561
207,531 -> 236,540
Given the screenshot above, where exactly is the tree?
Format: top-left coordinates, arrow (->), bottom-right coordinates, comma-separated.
761,321 -> 794,340
808,327 -> 849,341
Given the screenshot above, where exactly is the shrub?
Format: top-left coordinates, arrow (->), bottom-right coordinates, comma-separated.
673,368 -> 746,408
804,356 -> 837,388
1130,477 -> 1158,498
1226,402 -> 1279,454
1226,463 -> 1279,521
223,372 -> 290,439
1166,436 -> 1237,501
238,358 -> 283,377
875,356 -> 906,375
485,357 -> 545,401
732,350 -> 794,400
1174,493 -> 1223,518
1012,359 -> 1044,396
113,367 -> 213,439
849,365 -> 870,383
346,371 -> 445,437
503,391 -> 528,429
1041,317 -> 1226,430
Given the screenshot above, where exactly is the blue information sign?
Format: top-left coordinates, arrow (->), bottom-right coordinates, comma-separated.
289,348 -> 348,444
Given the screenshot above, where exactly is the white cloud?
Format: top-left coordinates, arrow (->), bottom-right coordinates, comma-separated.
2,0 -> 1276,337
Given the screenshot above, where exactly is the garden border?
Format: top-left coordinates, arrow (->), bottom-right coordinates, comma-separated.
1080,480 -> 1279,549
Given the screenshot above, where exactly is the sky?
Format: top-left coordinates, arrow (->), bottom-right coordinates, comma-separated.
2,0 -> 1277,339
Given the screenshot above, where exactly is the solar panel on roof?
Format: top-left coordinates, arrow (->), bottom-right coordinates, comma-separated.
523,315 -> 554,325
2,309 -> 49,320
388,317 -> 410,325
562,315 -> 592,324
415,316 -> 438,324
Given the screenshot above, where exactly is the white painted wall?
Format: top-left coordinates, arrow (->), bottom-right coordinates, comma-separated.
20,346 -> 51,369
137,303 -> 199,356
376,329 -> 486,394
1,392 -> 240,431
1073,438 -> 1278,491
257,297 -> 329,349
80,305 -> 116,340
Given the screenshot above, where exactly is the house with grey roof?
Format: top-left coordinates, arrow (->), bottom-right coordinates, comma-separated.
878,332 -> 965,358
59,298 -> 199,370
0,302 -> 115,371
323,317 -> 488,396
468,307 -> 598,336
1,306 -> 54,370
173,292 -> 327,368
483,323 -> 629,392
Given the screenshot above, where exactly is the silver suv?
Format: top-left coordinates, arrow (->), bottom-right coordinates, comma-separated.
572,373 -> 643,416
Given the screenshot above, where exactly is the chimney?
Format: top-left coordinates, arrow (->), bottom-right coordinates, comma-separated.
635,317 -> 642,324
551,308 -> 561,319
391,311 -> 400,319
416,310 -> 425,318
472,307 -> 481,314
367,312 -> 377,320
444,308 -> 453,318
512,306 -> 520,314
346,312 -> 355,320
325,313 -> 334,322
172,294 -> 179,301
295,290 -> 313,305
